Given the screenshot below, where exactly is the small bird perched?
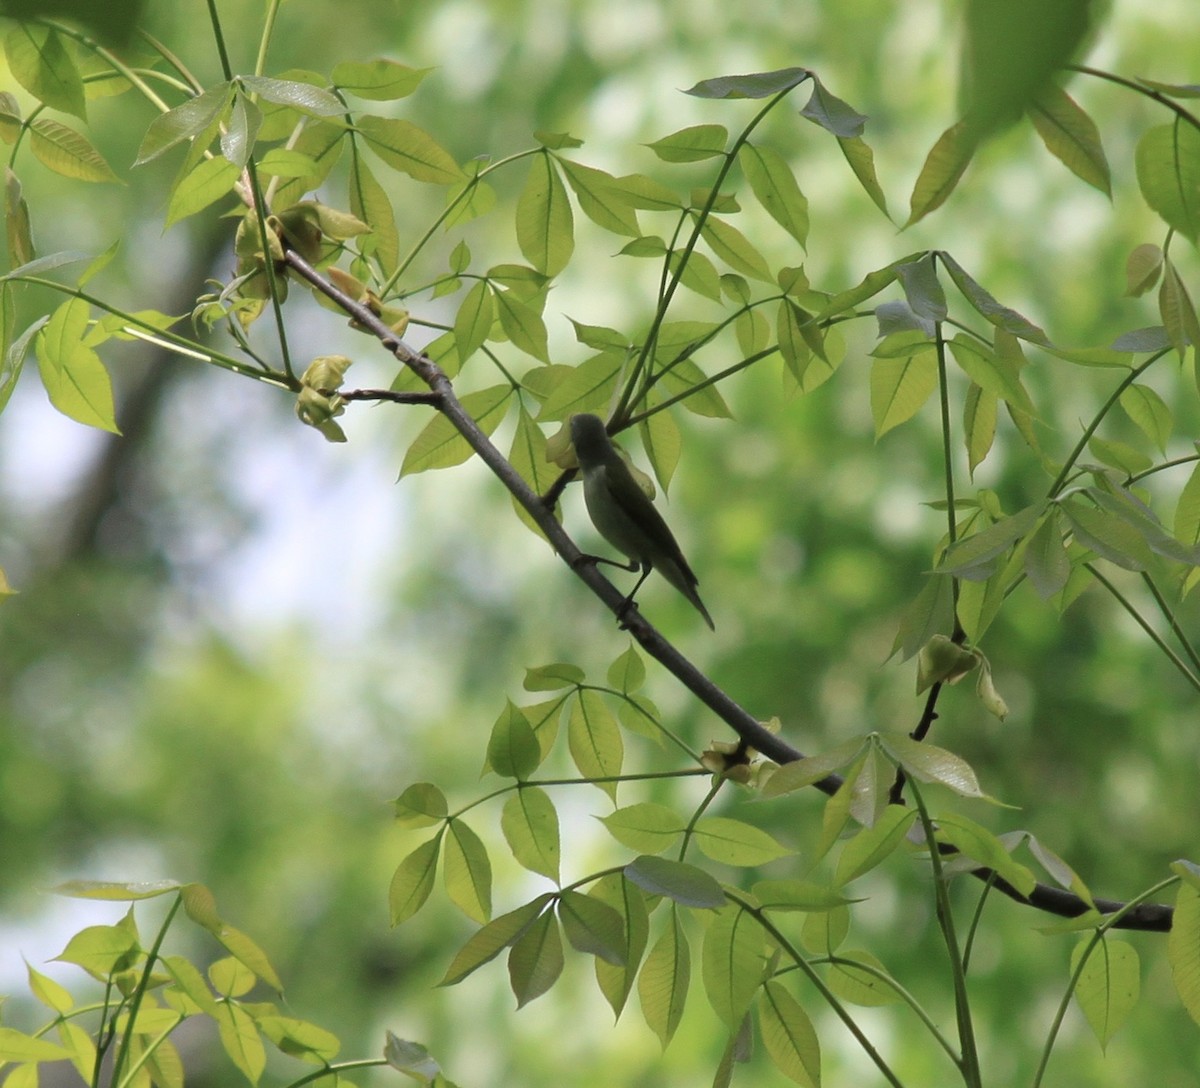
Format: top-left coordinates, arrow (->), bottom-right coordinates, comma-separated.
569,413 -> 714,630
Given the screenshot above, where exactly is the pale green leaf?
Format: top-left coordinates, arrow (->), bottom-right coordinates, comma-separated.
907,121 -> 975,226
213,1002 -> 266,1085
592,873 -> 651,1018
440,895 -> 552,986
1024,511 -> 1071,599
400,385 -> 511,475
702,905 -> 765,1027
0,1027 -> 71,1062
1029,85 -> 1111,196
165,155 -> 241,228
357,115 -> 463,183
647,124 -> 728,163
1072,938 -> 1140,1047
832,805 -> 916,887
870,350 -> 937,437
568,688 -> 624,801
600,802 -> 684,854
444,818 -> 492,923
349,153 -> 399,273
36,298 -> 119,433
625,855 -> 725,909
332,59 -> 430,100
30,118 -> 119,182
517,153 -> 574,276
758,981 -> 820,1087
1119,383 -> 1172,453
558,159 -> 640,236
507,910 -> 563,1007
607,644 -> 646,693
693,817 -> 794,866
1136,122 -> 1200,242
5,24 -> 85,119
501,787 -> 560,881
738,143 -> 809,245
389,837 -> 440,925
838,134 -> 890,217
684,67 -> 810,100
135,83 -> 231,164
557,890 -> 626,965
700,215 -> 773,282
493,288 -> 550,362
878,734 -> 987,798
638,909 -> 691,1045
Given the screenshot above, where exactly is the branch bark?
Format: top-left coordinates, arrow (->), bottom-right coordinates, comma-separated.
282,245 -> 1173,934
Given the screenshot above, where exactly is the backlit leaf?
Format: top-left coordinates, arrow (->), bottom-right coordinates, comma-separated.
501,787 -> 560,881
625,855 -> 725,909
693,817 -> 793,866
638,909 -> 691,1045
1072,938 -> 1140,1047
332,59 -> 430,100
444,818 -> 492,923
738,144 -> 809,246
1029,85 -> 1110,196
758,981 -> 820,1087
440,895 -> 552,986
400,384 -> 511,475
870,350 -> 937,438
358,115 -> 463,183
568,688 -> 624,801
558,890 -> 626,965
907,121 -> 975,226
1136,122 -> 1200,242
389,835 -> 440,925
508,910 -> 563,1007
647,124 -> 728,163
517,154 -> 573,276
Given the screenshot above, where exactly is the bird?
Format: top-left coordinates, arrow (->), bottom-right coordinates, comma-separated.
569,413 -> 714,630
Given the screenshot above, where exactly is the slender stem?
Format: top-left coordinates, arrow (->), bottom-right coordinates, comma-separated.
725,891 -> 907,1088
1085,563 -> 1200,691
1047,351 -> 1168,497
283,245 -> 1178,931
912,784 -> 980,1087
110,896 -> 183,1087
1141,571 -> 1200,673
254,0 -> 284,77
677,777 -> 724,861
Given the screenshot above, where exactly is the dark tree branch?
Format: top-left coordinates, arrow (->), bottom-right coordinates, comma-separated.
282,244 -> 1174,934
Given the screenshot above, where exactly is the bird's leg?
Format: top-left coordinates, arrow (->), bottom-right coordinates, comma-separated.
615,564 -> 653,628
571,552 -> 640,573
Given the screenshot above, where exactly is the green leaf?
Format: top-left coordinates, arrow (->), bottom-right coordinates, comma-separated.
891,573 -> 955,662
348,153 -> 399,273
332,59 -> 430,100
600,803 -> 684,854
558,159 -> 641,237
656,355 -> 731,418
256,1014 -> 341,1062
1136,121 -> 1200,242
828,950 -> 901,1007
948,335 -> 1035,416
439,895 -> 552,986
762,736 -> 867,797
693,817 -> 794,866
493,288 -> 550,362
800,77 -> 867,138
517,154 -> 574,277
1061,499 -> 1153,571
568,688 -> 624,801
1072,938 -> 1140,1047
385,1033 -> 444,1081
135,83 -> 232,165
684,67 -> 810,100
0,1027 -> 71,1062
36,298 -> 119,433
638,908 -> 691,1046
833,805 -> 916,887
165,155 -> 241,228
1119,383 -> 1171,453
936,503 -> 1041,579
270,121 -> 345,206
444,818 -> 492,923
523,662 -> 585,691
907,121 -> 975,227
1024,510 -> 1071,599
870,350 -> 938,438
357,115 -> 463,183
592,874 -> 651,1018
751,879 -> 853,912
625,855 -> 725,909
607,644 -> 646,693
738,144 -> 809,246
758,981 -> 820,1087
181,884 -> 284,991
640,406 -> 683,492
1029,84 -> 1111,196
935,815 -> 1036,895
699,215 -> 773,282
29,119 -> 119,183
1159,258 -> 1200,357
54,920 -> 139,978
501,787 -> 560,881
5,168 -> 34,269
393,782 -> 448,827
647,124 -> 728,163
838,135 -> 890,218
27,963 -> 73,1013
508,910 -> 564,1007
1125,243 -> 1163,298
509,405 -> 555,536
557,890 -> 626,965
534,351 -> 624,420
487,702 -> 541,779
214,1001 -> 266,1085
702,904 -> 764,1027
5,24 -> 86,120
879,735 -> 988,798
238,75 -> 343,116
1087,435 -> 1152,477
963,382 -> 997,476
389,836 -> 440,924
400,385 -> 511,475
1174,461 -> 1200,547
